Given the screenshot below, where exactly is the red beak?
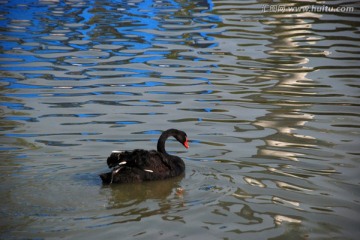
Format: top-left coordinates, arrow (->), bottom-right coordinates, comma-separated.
184,138 -> 189,149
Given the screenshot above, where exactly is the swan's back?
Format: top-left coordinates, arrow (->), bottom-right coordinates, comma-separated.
100,149 -> 184,184
108,150 -> 171,172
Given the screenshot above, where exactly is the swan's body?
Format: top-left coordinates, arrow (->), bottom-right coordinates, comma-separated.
100,129 -> 189,184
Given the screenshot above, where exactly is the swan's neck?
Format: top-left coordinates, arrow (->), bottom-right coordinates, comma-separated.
157,133 -> 169,155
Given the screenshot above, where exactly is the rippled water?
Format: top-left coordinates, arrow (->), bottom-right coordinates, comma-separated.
1,0 -> 359,239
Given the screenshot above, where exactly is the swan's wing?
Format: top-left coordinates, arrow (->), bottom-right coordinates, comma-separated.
106,149 -> 172,174
107,151 -> 125,168
107,150 -> 140,168
138,150 -> 172,173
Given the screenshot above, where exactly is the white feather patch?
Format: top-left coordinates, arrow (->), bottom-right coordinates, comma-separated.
119,161 -> 127,165
144,169 -> 153,173
112,150 -> 123,153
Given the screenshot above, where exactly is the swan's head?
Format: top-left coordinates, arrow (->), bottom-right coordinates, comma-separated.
174,130 -> 189,149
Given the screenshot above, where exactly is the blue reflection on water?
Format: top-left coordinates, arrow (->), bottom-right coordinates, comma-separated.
0,102 -> 29,110
4,116 -> 38,122
4,93 -> 41,98
131,81 -> 165,87
142,130 -> 162,135
76,114 -> 101,118
7,82 -> 52,89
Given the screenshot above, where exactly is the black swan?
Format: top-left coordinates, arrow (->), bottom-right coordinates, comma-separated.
100,129 -> 189,184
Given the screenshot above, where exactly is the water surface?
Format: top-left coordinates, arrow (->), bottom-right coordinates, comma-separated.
1,0 -> 359,239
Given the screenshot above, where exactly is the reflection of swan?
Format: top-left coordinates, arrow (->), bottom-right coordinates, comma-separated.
105,176 -> 184,210
100,129 -> 189,184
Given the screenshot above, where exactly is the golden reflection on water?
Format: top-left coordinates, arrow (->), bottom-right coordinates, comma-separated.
253,9 -> 319,162
274,215 -> 302,224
